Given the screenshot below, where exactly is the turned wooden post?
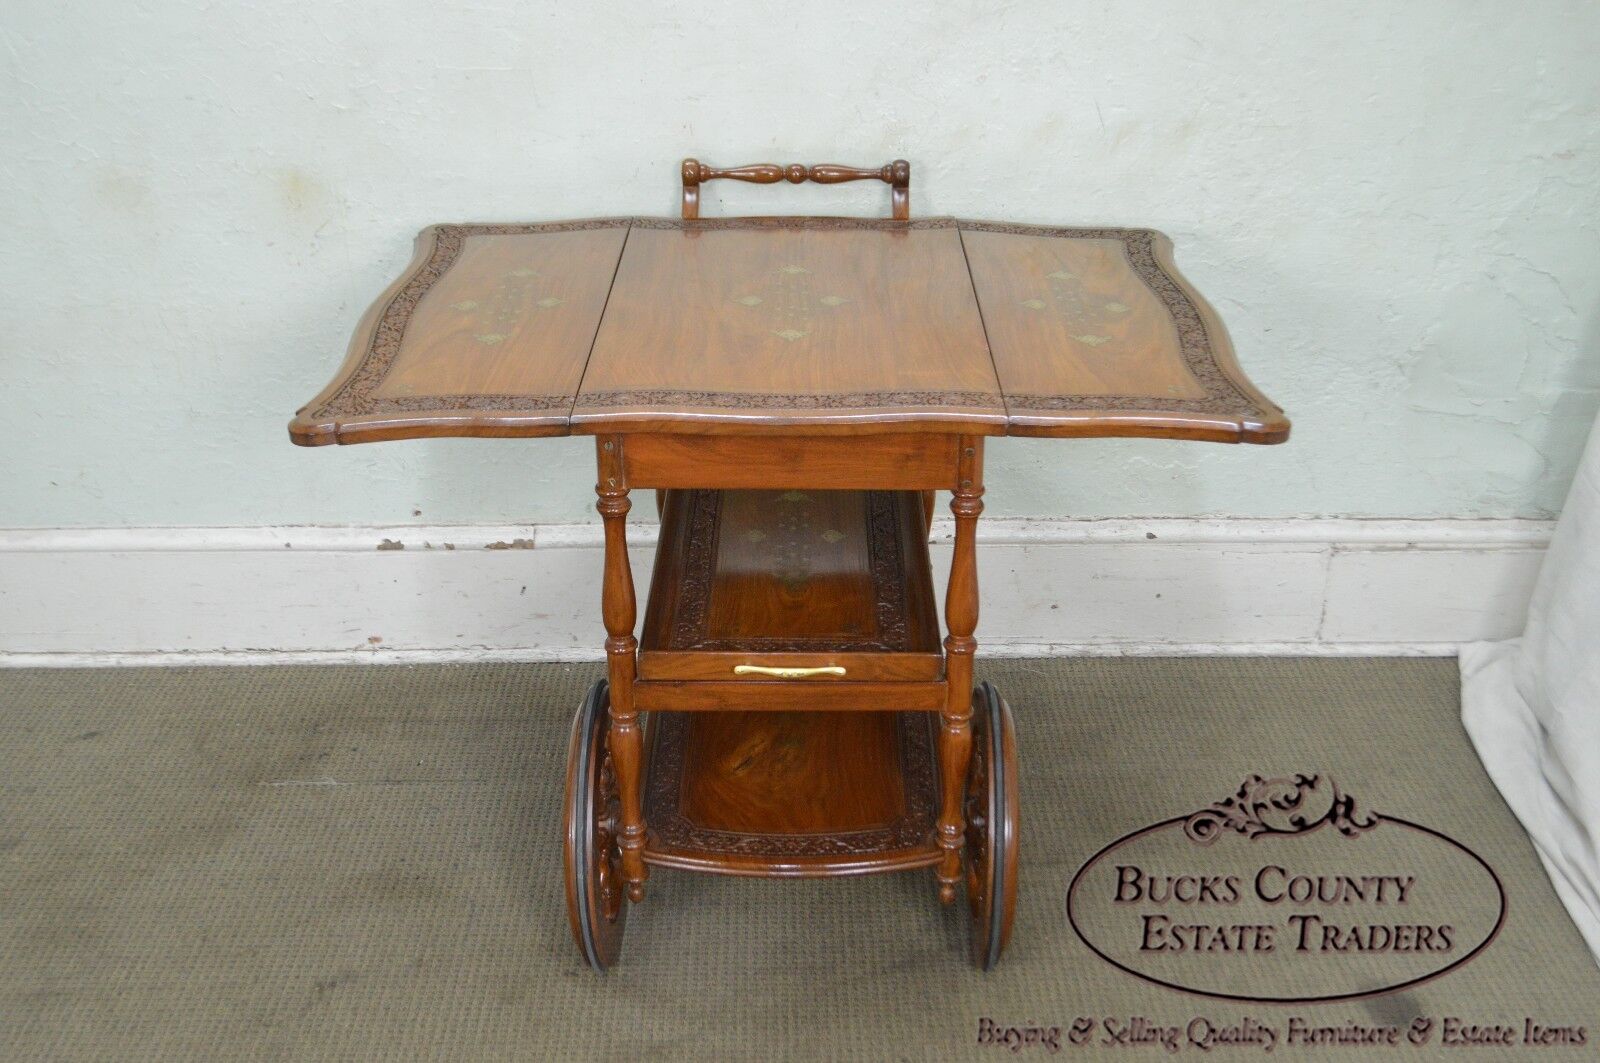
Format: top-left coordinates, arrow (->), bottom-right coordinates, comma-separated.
936,437 -> 983,903
596,435 -> 648,903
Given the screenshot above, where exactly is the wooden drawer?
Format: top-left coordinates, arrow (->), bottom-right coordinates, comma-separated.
638,488 -> 943,684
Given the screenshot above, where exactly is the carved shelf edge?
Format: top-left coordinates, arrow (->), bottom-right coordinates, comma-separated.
657,489 -> 918,654
641,711 -> 941,875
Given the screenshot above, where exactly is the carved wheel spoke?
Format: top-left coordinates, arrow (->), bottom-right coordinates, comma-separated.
965,726 -> 990,910
595,751 -> 626,923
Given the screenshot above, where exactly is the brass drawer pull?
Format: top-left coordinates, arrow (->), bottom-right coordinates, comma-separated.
732,664 -> 847,679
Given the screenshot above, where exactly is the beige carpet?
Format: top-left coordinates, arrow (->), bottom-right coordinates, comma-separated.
1,659 -> 1595,1061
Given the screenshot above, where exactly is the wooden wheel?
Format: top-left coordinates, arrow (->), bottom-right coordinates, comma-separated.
563,679 -> 628,972
965,681 -> 1018,970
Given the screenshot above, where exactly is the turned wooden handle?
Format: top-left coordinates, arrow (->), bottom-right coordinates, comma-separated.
682,158 -> 910,220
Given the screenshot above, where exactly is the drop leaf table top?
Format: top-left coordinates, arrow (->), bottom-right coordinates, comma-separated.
289,216 -> 1287,447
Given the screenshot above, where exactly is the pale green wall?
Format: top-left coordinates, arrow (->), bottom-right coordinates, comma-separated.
4,1 -> 1598,528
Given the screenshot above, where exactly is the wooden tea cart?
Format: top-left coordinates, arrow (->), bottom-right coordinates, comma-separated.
289,159 -> 1288,971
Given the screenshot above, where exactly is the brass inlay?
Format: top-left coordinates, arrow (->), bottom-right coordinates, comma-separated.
727,265 -> 853,345
744,529 -> 767,543
732,664 -> 847,679
1019,263 -> 1138,351
820,529 -> 845,543
772,490 -> 815,592
446,264 -> 562,342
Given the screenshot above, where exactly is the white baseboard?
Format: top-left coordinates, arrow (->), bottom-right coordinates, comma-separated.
0,518 -> 1551,667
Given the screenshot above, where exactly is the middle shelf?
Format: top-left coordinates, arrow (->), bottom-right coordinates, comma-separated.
639,488 -> 944,683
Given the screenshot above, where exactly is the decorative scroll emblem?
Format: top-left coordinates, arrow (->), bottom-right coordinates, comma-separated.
730,264 -> 852,344
1184,773 -> 1379,845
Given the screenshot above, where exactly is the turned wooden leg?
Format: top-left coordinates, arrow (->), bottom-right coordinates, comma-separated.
936,438 -> 983,904
597,436 -> 648,903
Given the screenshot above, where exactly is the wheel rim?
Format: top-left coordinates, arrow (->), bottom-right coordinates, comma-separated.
966,681 -> 1017,970
565,679 -> 626,971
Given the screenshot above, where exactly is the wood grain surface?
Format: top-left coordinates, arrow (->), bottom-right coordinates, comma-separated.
571,221 -> 1005,434
639,488 -> 942,682
289,217 -> 1289,444
376,230 -> 624,400
961,221 -> 1289,443
642,709 -> 942,876
961,230 -> 1204,399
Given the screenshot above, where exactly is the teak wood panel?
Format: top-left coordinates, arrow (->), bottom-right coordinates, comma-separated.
376,230 -> 624,400
633,680 -> 947,712
642,710 -> 941,877
288,217 -> 1290,446
639,489 -> 942,682
570,223 -> 1007,435
288,221 -> 629,445
622,432 -> 959,490
960,223 -> 1289,443
962,232 -> 1205,400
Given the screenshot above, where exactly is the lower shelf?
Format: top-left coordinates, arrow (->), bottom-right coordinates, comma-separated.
641,710 -> 942,878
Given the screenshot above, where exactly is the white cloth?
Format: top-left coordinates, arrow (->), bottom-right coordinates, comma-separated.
1461,407 -> 1600,966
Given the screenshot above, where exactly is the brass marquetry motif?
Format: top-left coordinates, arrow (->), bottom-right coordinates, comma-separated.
725,262 -> 855,350
442,263 -> 567,344
1017,261 -> 1140,352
